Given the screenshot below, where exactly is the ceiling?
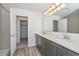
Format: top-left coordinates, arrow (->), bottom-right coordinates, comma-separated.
2,3 -> 53,12
2,3 -> 79,18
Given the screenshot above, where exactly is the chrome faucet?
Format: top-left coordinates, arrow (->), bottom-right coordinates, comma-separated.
63,34 -> 70,40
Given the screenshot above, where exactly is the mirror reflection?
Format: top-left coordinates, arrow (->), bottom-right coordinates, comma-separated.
43,3 -> 79,33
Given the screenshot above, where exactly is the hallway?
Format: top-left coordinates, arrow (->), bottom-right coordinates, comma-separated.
14,46 -> 41,56
17,38 -> 28,49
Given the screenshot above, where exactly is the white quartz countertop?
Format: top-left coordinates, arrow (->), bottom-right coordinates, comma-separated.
35,32 -> 79,54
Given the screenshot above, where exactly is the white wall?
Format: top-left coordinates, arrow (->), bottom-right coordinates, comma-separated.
0,4 -> 10,50
43,15 -> 60,32
58,18 -> 67,32
11,8 -> 43,47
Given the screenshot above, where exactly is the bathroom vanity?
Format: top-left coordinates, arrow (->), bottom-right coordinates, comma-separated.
35,32 -> 79,56
35,3 -> 79,56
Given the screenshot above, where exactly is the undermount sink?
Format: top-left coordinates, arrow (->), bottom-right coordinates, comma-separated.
44,34 -> 75,43
51,36 -> 74,43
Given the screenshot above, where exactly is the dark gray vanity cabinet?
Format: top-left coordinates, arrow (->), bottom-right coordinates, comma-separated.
41,37 -> 47,56
35,34 -> 46,56
35,34 -> 42,54
35,34 -> 40,48
35,34 -> 79,56
56,45 -> 69,56
46,39 -> 56,56
35,34 -> 57,56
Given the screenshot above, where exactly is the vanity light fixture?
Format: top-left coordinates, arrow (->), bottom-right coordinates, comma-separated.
45,3 -> 66,16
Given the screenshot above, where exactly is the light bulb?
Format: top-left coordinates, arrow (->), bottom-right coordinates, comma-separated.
51,5 -> 55,9
44,7 -> 52,15
48,11 -> 54,15
56,7 -> 61,11
60,3 -> 66,8
48,8 -> 52,12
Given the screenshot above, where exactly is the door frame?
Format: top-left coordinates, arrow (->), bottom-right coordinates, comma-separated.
10,10 -> 28,55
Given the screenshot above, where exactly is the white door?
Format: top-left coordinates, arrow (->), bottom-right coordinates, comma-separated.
10,9 -> 16,56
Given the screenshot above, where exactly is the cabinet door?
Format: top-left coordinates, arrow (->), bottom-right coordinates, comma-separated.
56,45 -> 67,56
35,34 -> 42,52
41,37 -> 46,56
35,34 -> 38,46
35,34 -> 40,47
46,40 -> 56,56
35,35 -> 46,56
56,45 -> 79,56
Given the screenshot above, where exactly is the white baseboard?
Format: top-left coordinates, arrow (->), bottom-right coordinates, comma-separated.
0,49 -> 9,56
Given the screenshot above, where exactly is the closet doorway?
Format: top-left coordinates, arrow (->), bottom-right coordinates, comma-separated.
16,16 -> 28,48
53,20 -> 58,32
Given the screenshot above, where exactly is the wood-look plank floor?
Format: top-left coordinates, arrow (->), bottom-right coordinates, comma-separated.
17,38 -> 28,49
14,47 -> 41,56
